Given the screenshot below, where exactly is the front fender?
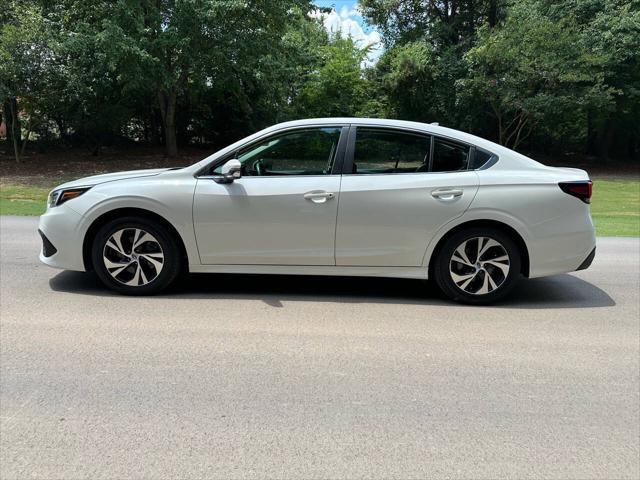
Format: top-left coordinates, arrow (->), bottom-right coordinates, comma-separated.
68,177 -> 200,267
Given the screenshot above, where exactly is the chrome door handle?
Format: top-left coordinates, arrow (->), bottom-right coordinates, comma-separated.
431,188 -> 463,200
303,190 -> 335,203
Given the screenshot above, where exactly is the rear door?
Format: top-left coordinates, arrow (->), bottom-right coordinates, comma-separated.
335,126 -> 479,266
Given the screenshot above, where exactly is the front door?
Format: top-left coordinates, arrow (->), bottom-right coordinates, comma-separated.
193,126 -> 346,265
335,126 -> 479,266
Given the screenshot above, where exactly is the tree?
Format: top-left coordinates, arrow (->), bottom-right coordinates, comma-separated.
46,0 -> 318,157
462,10 -> 575,148
580,0 -> 640,159
360,0 -> 507,48
2,0 -> 636,161
128,0 -> 318,157
459,0 -> 624,152
373,41 -> 463,124
185,4 -> 330,145
292,36 -> 382,118
0,1 -> 51,161
361,0 -> 508,132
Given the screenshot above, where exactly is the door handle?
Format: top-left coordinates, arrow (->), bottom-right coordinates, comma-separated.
431,188 -> 463,200
303,190 -> 335,203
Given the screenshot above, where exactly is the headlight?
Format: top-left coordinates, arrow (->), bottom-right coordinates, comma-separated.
48,187 -> 91,208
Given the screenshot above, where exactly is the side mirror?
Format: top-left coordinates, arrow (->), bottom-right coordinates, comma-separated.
214,159 -> 242,184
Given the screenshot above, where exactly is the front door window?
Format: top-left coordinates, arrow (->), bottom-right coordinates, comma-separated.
214,127 -> 342,176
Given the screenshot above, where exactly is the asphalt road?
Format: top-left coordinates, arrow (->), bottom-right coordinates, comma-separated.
1,216 -> 639,479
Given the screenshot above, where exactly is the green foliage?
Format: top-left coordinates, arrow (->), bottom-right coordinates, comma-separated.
292,36 -> 382,118
360,0 -> 506,48
0,1 -> 52,160
375,42 -> 464,124
0,1 -> 48,100
582,0 -> 640,158
364,0 -> 638,158
459,0 -> 613,149
361,0 -> 508,134
45,0 -> 325,155
0,0 -> 638,160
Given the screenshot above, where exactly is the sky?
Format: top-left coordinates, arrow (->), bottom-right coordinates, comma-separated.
312,1 -> 384,65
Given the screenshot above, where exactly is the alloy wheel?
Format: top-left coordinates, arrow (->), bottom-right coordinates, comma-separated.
102,228 -> 164,286
449,236 -> 510,295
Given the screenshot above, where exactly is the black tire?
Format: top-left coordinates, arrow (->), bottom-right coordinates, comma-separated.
433,227 -> 521,305
91,216 -> 181,295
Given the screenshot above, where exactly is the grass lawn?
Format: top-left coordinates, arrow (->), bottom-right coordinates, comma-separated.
0,184 -> 49,216
591,179 -> 640,237
1,177 -> 638,237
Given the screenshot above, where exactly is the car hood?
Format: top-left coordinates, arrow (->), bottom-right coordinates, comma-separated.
54,168 -> 172,190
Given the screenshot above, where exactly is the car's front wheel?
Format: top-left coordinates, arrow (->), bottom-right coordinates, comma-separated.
91,216 -> 181,295
433,227 -> 521,304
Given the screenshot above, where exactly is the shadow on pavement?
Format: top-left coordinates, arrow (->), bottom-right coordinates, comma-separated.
49,270 -> 615,309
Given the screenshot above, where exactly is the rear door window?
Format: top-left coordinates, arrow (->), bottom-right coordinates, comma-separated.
431,137 -> 470,172
352,128 -> 431,174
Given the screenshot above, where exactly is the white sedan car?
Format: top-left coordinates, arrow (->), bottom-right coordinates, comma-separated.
39,118 -> 596,304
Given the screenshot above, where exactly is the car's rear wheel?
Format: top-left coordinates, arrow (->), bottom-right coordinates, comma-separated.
92,217 -> 181,295
433,227 -> 521,304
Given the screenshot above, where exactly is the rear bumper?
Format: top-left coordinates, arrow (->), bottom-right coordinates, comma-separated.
576,247 -> 596,271
528,227 -> 596,278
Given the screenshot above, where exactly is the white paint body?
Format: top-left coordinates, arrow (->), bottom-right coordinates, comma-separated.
39,118 -> 596,280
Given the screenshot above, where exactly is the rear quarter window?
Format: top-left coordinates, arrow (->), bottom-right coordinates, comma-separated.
470,148 -> 497,170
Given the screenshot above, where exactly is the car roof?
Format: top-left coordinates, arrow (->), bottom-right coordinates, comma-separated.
268,118 -> 509,153
188,117 -> 543,173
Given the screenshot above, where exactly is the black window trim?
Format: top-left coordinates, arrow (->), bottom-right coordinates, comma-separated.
341,124 -> 498,175
474,147 -> 499,170
196,124 -> 350,178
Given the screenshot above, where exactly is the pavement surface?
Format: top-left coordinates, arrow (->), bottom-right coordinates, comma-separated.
1,216 -> 639,479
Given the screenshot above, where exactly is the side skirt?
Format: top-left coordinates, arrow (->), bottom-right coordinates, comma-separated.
188,264 -> 429,280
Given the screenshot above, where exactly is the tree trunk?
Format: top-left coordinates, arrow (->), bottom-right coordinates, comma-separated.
628,131 -> 638,160
599,115 -> 617,162
488,0 -> 498,27
490,103 -> 503,145
20,127 -> 31,157
468,0 -> 476,36
54,117 -> 66,145
4,97 -> 21,162
150,106 -> 161,146
586,110 -> 597,156
143,115 -> 149,144
157,90 -> 177,158
21,117 -> 35,156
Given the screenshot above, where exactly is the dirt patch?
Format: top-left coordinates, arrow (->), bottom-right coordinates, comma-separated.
524,152 -> 639,179
0,147 -> 210,188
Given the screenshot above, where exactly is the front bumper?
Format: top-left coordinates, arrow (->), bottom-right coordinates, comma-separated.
38,229 -> 58,257
38,205 -> 86,271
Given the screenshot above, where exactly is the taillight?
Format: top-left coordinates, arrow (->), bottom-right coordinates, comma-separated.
559,181 -> 592,204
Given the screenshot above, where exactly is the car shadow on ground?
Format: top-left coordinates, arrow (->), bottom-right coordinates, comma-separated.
49,270 -> 615,309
